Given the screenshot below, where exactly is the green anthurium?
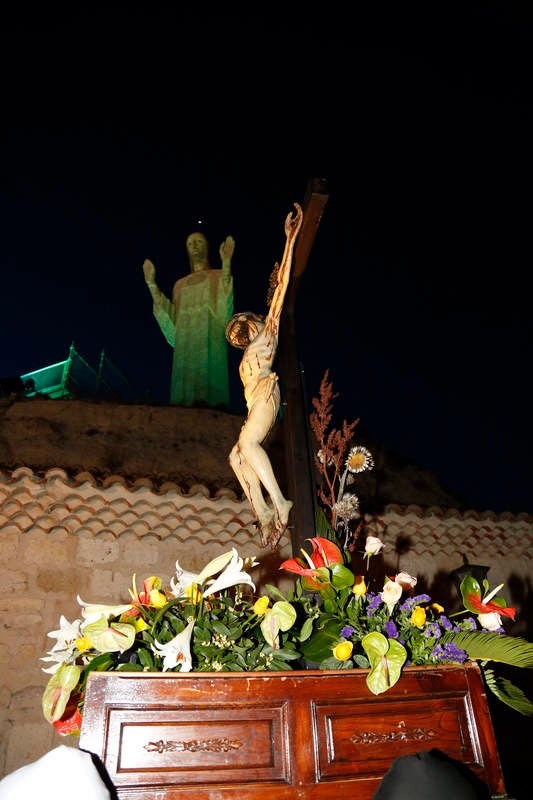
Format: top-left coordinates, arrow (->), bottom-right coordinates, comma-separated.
270,601 -> 297,632
82,617 -> 136,653
260,601 -> 296,647
362,632 -> 407,695
330,562 -> 356,590
42,663 -> 81,723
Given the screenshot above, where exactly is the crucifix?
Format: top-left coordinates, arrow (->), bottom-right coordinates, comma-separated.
226,178 -> 328,552
278,177 -> 329,554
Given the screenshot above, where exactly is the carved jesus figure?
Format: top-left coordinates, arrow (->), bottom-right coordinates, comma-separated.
225,203 -> 303,549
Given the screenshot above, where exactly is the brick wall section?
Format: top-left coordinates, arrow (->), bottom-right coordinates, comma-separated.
1,466 -> 532,778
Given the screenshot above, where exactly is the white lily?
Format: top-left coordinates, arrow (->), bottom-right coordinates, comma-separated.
170,550 -> 234,597
170,548 -> 256,598
76,595 -> 134,627
46,615 -> 82,651
41,652 -> 74,674
151,619 -> 195,672
204,548 -> 256,596
41,615 -> 83,673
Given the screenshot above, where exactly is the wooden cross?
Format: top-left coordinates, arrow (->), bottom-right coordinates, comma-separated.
278,177 -> 329,554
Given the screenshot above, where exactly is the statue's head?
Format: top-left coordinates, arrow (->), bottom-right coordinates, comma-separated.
225,312 -> 265,349
186,232 -> 209,271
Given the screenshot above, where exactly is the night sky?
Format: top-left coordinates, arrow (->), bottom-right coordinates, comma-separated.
2,5 -> 532,514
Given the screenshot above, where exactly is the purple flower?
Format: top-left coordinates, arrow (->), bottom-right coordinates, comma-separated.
423,622 -> 442,639
400,594 -> 430,612
367,593 -> 382,612
431,642 -> 468,663
341,626 -> 355,638
385,620 -> 398,638
439,615 -> 453,631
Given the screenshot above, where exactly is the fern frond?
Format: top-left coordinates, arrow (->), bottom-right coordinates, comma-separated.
441,630 -> 533,668
482,666 -> 533,716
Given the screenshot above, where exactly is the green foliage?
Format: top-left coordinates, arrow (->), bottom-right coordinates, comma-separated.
482,667 -> 533,716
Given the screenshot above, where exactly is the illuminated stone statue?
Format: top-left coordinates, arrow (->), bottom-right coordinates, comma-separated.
143,232 -> 234,407
225,203 -> 303,549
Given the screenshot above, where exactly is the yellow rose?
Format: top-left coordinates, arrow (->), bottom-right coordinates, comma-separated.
333,641 -> 353,661
253,596 -> 270,615
411,606 -> 426,627
352,575 -> 366,596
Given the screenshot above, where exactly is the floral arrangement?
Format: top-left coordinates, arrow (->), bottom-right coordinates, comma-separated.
41,370 -> 533,736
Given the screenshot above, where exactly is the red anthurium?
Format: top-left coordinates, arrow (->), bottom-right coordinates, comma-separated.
308,537 -> 344,567
280,537 -> 343,591
52,695 -> 83,737
460,576 -> 516,620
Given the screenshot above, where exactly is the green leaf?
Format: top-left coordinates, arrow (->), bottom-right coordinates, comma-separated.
314,506 -> 335,539
330,563 -> 355,590
362,632 -> 407,695
263,583 -> 288,602
320,656 -> 353,670
298,617 -> 314,642
211,620 -> 231,637
117,662 -> 145,672
300,618 -> 341,663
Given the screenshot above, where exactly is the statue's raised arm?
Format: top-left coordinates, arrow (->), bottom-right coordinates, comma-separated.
226,203 -> 303,549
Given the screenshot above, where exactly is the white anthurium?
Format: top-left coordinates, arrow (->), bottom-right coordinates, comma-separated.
76,595 -> 134,627
152,619 -> 195,672
381,578 -> 403,614
478,612 -> 503,632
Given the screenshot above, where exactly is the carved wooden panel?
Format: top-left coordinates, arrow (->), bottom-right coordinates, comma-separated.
79,664 -> 506,799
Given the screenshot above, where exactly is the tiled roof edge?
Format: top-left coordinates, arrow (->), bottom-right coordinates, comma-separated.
0,466 -> 241,502
1,467 -> 531,520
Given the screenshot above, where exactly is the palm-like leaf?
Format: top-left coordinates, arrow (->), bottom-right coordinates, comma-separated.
442,631 -> 533,715
482,666 -> 533,716
441,630 -> 533,668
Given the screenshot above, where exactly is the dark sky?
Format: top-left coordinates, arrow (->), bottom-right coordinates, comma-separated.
1,4 -> 532,514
